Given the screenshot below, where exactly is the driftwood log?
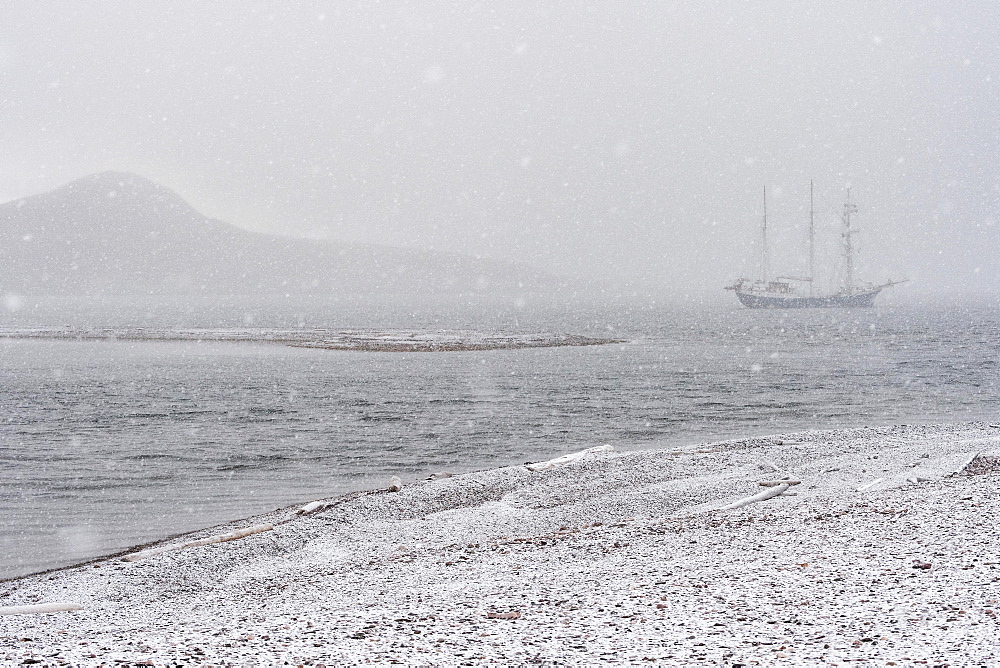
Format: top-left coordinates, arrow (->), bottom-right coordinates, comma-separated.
0,602 -> 83,615
123,524 -> 274,562
718,482 -> 794,511
526,445 -> 614,472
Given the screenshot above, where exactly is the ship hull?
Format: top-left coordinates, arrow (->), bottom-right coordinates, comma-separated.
734,288 -> 881,309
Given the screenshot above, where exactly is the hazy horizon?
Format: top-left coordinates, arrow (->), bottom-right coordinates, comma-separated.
2,2 -> 998,301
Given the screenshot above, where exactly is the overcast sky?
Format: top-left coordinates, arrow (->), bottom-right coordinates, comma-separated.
1,2 -> 997,299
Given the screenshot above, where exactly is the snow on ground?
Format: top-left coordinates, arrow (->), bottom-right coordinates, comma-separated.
2,423 -> 999,665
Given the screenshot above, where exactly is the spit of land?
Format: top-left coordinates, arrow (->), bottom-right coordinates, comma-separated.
0,328 -> 621,352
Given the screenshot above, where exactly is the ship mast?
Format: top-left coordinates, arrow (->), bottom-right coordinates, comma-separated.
809,181 -> 815,297
841,189 -> 858,295
760,186 -> 769,283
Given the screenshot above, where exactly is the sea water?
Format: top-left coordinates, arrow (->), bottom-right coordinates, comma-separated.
2,296 -> 998,578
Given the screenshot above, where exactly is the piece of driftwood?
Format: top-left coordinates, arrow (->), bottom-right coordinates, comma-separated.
856,478 -> 885,492
665,446 -> 722,457
718,482 -> 791,511
0,602 -> 83,615
759,480 -> 801,487
526,445 -> 614,472
180,525 -> 274,548
487,611 -> 521,619
122,544 -> 176,561
123,524 -> 274,562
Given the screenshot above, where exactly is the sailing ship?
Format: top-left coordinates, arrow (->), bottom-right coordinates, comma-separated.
726,183 -> 906,308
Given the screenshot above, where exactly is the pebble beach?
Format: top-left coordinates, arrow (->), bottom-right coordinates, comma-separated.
2,422 -> 999,666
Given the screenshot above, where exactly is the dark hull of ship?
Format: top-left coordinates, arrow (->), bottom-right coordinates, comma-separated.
734,288 -> 881,309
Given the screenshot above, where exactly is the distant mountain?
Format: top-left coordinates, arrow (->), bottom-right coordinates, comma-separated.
0,172 -> 564,297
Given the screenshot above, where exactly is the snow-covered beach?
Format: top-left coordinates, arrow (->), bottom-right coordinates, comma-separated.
2,423 -> 999,666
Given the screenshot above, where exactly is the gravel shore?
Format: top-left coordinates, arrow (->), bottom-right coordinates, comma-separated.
2,423 -> 999,666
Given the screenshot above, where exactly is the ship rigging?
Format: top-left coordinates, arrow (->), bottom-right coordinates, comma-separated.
726,184 -> 906,308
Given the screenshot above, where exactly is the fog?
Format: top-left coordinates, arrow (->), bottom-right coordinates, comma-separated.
1,2 -> 997,302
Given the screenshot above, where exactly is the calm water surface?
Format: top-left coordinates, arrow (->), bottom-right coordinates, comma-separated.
2,296 -> 998,578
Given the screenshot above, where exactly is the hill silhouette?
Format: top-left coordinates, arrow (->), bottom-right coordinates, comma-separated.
0,172 -> 561,296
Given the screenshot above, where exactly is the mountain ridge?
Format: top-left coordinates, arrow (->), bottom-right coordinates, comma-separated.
0,172 -> 565,297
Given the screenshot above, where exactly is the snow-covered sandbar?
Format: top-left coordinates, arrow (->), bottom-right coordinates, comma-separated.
2,423 -> 999,665
0,328 -> 622,352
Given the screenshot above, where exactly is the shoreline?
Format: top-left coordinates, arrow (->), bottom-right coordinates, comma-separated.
2,423 -> 999,665
0,487 -> 388,586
